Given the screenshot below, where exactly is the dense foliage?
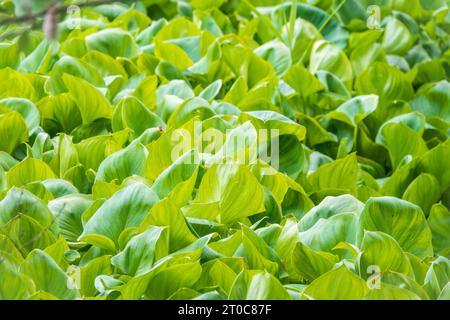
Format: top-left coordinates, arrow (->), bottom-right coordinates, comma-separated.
0,0 -> 449,300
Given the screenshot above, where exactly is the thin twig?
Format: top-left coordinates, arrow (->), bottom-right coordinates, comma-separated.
298,0 -> 348,63
241,0 -> 285,44
0,0 -> 130,25
0,190 -> 67,265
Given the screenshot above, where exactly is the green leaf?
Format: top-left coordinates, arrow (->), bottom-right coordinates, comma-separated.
45,55 -> 104,95
20,250 -> 79,299
79,255 -> 113,297
382,18 -> 415,55
112,96 -> 164,138
283,63 -> 324,97
0,98 -> 40,135
428,204 -> 450,257
364,283 -> 421,300
299,195 -> 364,231
151,150 -> 199,206
79,182 -> 159,249
328,95 -> 378,127
7,158 -> 57,188
0,107 -> 28,154
403,173 -> 441,215
303,265 -> 368,300
310,40 -> 353,90
63,74 -> 113,124
86,28 -> 138,58
292,241 -> 338,281
416,140 -> 450,193
195,163 -> 265,225
37,93 -> 82,134
300,212 -> 359,252
358,231 -> 412,279
139,198 -> 197,252
0,214 -> 56,256
96,142 -> 148,183
199,80 -> 222,101
0,42 -> 19,69
410,81 -> 450,122
229,270 -> 292,300
359,197 -> 433,258
0,68 -> 36,101
145,261 -> 202,299
379,123 -> 428,170
48,194 -> 93,243
255,40 -> 292,76
154,39 -> 193,71
307,153 -> 359,198
0,258 -> 35,300
111,226 -> 169,276
355,62 -> 414,106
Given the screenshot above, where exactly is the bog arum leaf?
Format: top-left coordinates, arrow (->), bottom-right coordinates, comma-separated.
154,39 -> 193,71
307,153 -> 359,198
0,0 -> 448,301
86,28 -> 138,59
310,40 -> 353,90
0,107 -> 28,154
139,198 -> 197,252
112,96 -> 164,138
37,93 -> 82,134
416,139 -> 450,193
0,258 -> 35,299
355,62 -> 414,106
1,214 -> 56,256
299,195 -> 364,231
167,97 -> 215,128
255,40 -> 292,76
63,74 -> 113,124
79,182 -> 159,249
0,187 -> 55,233
364,283 -> 421,300
48,194 -> 93,243
410,81 -> 450,122
379,123 -> 428,170
151,150 -> 199,206
0,68 -> 36,101
145,261 -> 202,300
359,197 -> 433,258
199,80 -> 222,101
195,163 -> 265,225
229,270 -> 292,300
20,249 -> 79,299
0,42 -> 19,69
303,265 -> 368,300
403,173 -> 441,215
382,17 -> 415,55
300,212 -> 359,252
239,110 -> 306,142
328,95 -> 378,127
358,231 -> 412,279
428,204 -> 450,257
46,55 -> 104,95
292,241 -> 339,281
79,255 -> 113,297
96,142 -> 148,183
111,226 -> 169,276
7,158 -> 57,188
0,98 -> 40,135
283,63 -> 325,97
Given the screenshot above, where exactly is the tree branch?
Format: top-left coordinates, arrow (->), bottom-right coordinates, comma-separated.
0,0 -> 134,25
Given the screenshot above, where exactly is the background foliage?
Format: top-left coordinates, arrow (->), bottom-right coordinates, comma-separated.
0,0 -> 449,300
